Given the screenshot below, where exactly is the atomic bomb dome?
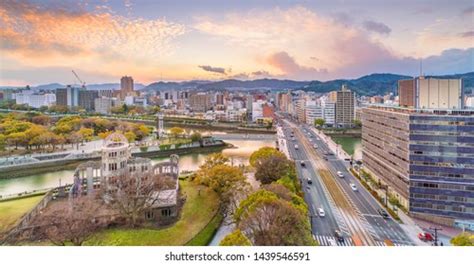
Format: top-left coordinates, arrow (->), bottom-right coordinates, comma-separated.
102,133 -> 131,177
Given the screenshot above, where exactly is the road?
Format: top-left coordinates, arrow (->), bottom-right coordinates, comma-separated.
280,119 -> 414,246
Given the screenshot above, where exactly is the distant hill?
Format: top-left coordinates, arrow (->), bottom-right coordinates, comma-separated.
303,73 -> 412,96
144,80 -> 211,91
196,78 -> 308,91
4,72 -> 473,96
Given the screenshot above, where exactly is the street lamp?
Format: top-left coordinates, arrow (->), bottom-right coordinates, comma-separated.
429,227 -> 443,246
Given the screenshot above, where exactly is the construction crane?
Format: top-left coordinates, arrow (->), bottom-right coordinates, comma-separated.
71,70 -> 86,88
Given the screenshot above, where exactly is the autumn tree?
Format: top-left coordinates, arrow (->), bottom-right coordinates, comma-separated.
36,197 -> 105,246
451,232 -> 474,246
195,153 -> 249,217
169,127 -> 184,139
124,131 -> 136,142
220,229 -> 252,246
249,147 -> 286,167
31,115 -> 51,126
254,155 -> 293,184
78,127 -> 94,142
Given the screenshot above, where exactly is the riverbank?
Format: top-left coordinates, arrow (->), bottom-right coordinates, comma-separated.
321,128 -> 361,137
0,142 -> 230,179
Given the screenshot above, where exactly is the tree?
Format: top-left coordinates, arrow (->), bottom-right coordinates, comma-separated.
235,190 -> 314,246
353,119 -> 362,128
78,127 -> 94,142
220,229 -> 252,246
451,232 -> 474,246
249,147 -> 286,167
190,132 -> 202,142
106,172 -> 174,227
314,118 -> 325,127
254,155 -> 293,184
35,197 -> 105,246
31,115 -> 51,126
67,132 -> 83,149
6,131 -> 27,149
195,153 -> 230,183
169,127 -> 184,139
124,131 -> 136,142
133,124 -> 151,141
98,131 -> 113,139
196,160 -> 249,217
0,134 -> 6,150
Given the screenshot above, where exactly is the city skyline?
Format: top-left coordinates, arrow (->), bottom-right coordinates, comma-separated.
0,0 -> 473,86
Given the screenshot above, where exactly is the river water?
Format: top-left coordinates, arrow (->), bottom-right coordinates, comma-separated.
0,137 -> 274,197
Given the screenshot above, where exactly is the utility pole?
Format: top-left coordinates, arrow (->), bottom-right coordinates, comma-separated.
429,227 -> 443,246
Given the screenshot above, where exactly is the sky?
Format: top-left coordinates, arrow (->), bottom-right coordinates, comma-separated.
0,0 -> 473,86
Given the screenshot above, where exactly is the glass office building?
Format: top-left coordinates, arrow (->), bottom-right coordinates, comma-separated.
362,106 -> 474,222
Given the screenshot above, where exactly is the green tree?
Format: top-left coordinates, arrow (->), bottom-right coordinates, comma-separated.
451,232 -> 474,246
220,229 -> 252,246
235,190 -> 314,246
314,118 -> 325,127
190,132 -> 202,142
249,147 -> 286,167
0,134 -> 6,150
353,119 -> 362,128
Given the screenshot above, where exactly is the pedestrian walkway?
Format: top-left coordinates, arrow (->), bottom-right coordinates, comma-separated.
314,234 -> 410,246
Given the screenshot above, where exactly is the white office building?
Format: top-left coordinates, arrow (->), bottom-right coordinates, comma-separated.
15,90 -> 56,109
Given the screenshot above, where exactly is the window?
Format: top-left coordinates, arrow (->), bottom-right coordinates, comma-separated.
162,209 -> 171,217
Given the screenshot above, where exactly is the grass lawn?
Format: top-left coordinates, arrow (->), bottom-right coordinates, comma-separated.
86,180 -> 220,246
0,194 -> 45,233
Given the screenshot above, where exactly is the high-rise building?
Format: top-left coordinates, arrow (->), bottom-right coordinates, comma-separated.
79,90 -> 99,111
120,76 -> 134,99
295,98 -> 306,123
216,93 -> 225,105
330,85 -> 355,128
399,77 -> 464,109
246,94 -> 253,121
189,92 -> 211,112
56,86 -> 80,108
363,79 -> 472,224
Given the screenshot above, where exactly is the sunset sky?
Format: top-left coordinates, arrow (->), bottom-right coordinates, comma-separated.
0,0 -> 473,86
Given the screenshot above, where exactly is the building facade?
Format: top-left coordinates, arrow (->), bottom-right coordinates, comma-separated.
120,76 -> 134,99
362,106 -> 474,222
399,78 -> 464,109
330,85 -> 355,128
189,92 -> 211,112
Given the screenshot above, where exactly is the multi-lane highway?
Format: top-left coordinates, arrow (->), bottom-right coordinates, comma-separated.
280,118 -> 414,246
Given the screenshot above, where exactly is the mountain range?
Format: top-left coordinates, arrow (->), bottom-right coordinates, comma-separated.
2,72 -> 472,96
144,72 -> 474,96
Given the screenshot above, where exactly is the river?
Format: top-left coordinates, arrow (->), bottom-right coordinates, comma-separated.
0,137 -> 275,197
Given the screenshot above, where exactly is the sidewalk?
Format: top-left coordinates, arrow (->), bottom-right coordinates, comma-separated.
310,127 -> 351,161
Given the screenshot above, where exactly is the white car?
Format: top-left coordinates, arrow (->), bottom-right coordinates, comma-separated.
318,208 -> 325,217
350,183 -> 358,191
309,138 -> 312,142
337,171 -> 344,178
313,144 -> 318,149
